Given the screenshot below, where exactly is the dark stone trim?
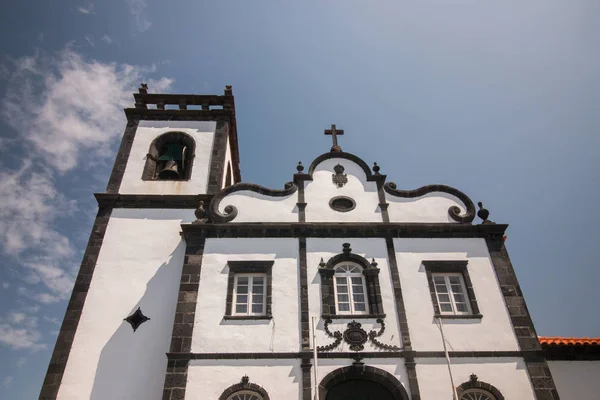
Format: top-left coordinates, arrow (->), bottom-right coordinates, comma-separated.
224,260 -> 274,318
318,365 -> 410,400
106,119 -> 138,193
542,344 -> 600,360
162,236 -> 206,400
322,314 -> 386,320
304,151 -> 387,183
456,377 -> 505,400
39,207 -> 112,400
166,350 -> 536,360
95,193 -> 212,209
434,314 -> 483,319
181,222 -> 508,240
296,172 -> 307,223
318,245 -> 384,317
299,238 -> 310,350
329,196 -> 356,212
300,355 -> 312,400
218,380 -> 271,400
422,260 -> 481,317
385,238 -> 420,399
141,131 -> 196,181
377,180 -> 390,222
207,121 -> 229,194
384,182 -> 476,223
486,237 -> 560,400
208,182 -> 298,223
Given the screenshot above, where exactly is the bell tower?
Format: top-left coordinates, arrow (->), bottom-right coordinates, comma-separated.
106,84 -> 241,196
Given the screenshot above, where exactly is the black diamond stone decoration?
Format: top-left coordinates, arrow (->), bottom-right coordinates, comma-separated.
124,307 -> 150,332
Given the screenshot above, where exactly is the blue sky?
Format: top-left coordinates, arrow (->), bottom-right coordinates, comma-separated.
0,0 -> 599,398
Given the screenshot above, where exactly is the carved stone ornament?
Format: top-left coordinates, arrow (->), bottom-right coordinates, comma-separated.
343,321 -> 369,351
332,164 -> 348,188
124,307 -> 150,332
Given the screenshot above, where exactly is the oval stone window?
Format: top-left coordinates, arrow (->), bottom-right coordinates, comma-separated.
329,196 -> 356,212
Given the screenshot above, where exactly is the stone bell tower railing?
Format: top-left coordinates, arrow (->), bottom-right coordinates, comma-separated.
133,83 -> 235,111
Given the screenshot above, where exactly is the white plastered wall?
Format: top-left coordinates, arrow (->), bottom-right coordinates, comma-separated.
548,360 -> 600,399
307,238 -> 402,351
186,359 -> 301,400
395,238 -> 519,351
119,120 -> 216,195
387,192 -> 468,223
221,134 -> 233,187
416,357 -> 535,399
304,158 -> 381,222
192,238 -> 300,353
217,190 -> 298,222
58,209 -> 195,400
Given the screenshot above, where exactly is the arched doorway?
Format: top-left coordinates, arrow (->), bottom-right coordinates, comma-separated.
319,365 -> 410,400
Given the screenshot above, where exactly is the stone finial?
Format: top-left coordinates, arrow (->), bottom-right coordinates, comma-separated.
194,201 -> 206,221
469,373 -> 478,383
241,375 -> 250,385
319,257 -> 327,268
370,258 -> 378,269
477,202 -> 494,224
296,161 -> 304,172
372,162 -> 380,174
342,243 -> 352,254
224,85 -> 233,95
139,83 -> 148,94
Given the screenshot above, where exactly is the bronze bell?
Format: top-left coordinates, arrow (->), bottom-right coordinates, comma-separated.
158,160 -> 179,179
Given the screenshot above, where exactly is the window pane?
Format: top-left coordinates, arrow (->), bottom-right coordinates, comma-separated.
335,276 -> 347,284
252,284 -> 264,294
351,277 -> 363,284
435,284 -> 448,293
237,276 -> 248,285
253,276 -> 264,284
336,284 -> 348,293
352,284 -> 364,294
337,294 -> 349,303
338,303 -> 350,312
433,275 -> 445,284
456,303 -> 469,312
252,295 -> 263,304
438,294 -> 450,303
453,293 -> 465,303
450,284 -> 463,293
353,294 -> 365,303
235,304 -> 247,313
440,303 -> 453,312
237,285 -> 248,294
354,303 -> 366,311
251,304 -> 263,314
236,294 -> 248,304
448,276 -> 461,285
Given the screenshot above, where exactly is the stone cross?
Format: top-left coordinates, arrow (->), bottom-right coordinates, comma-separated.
324,124 -> 344,152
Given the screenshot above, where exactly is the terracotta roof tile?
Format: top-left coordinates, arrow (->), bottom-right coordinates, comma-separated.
539,337 -> 600,346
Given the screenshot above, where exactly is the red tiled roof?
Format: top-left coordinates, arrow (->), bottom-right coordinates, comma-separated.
539,337 -> 600,346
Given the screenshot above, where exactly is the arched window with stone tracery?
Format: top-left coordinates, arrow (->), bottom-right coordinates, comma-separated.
456,375 -> 504,400
218,377 -> 270,400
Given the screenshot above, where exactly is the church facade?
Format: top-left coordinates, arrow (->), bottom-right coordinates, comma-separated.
39,86 -> 599,400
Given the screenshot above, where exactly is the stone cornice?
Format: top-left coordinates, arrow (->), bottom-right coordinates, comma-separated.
95,193 -> 212,209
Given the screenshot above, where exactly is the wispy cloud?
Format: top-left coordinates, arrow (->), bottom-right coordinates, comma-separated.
84,35 -> 95,47
0,48 -> 172,351
16,357 -> 27,367
126,0 -> 151,32
3,376 -> 13,388
77,3 -> 95,15
100,34 -> 112,44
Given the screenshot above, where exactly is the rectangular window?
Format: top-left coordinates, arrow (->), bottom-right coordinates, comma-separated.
334,274 -> 368,315
432,273 -> 471,315
233,273 -> 267,316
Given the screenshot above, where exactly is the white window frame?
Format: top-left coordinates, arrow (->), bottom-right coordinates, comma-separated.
333,262 -> 369,315
232,273 -> 267,316
431,272 -> 472,315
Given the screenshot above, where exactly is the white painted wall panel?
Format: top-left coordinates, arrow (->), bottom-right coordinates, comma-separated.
222,134 -> 233,187
218,190 -> 298,222
186,360 -> 301,400
387,192 -> 467,223
548,360 -> 600,399
192,238 -> 300,353
119,120 -> 216,195
307,238 -> 402,351
304,158 -> 382,222
58,209 -> 194,400
395,239 -> 519,351
416,357 -> 535,399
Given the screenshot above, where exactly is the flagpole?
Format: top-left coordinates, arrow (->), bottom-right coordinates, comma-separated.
436,316 -> 459,400
312,316 -> 319,400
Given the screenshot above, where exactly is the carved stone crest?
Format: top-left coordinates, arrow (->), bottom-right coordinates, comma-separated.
332,164 -> 348,188
343,321 -> 368,351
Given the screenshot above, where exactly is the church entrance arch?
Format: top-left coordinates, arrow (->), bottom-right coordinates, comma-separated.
318,365 -> 410,400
